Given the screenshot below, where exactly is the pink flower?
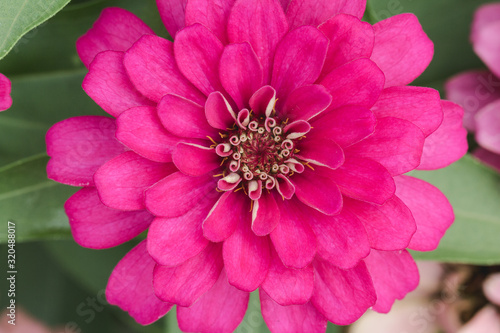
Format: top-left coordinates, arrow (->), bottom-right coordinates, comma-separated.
46,0 -> 467,331
0,73 -> 12,111
446,3 -> 500,172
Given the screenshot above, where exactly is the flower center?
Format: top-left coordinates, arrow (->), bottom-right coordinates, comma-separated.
214,109 -> 309,200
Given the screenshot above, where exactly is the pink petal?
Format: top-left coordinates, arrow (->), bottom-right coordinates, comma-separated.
223,209 -> 271,291
476,99 -> 500,155
173,143 -> 220,177
106,240 -> 172,325
345,196 -> 416,251
157,94 -> 217,139
291,167 -> 342,215
174,24 -> 225,96
46,116 -> 125,187
146,192 -> 219,266
308,105 -> 376,148
261,249 -> 314,306
458,306 -> 500,333
418,101 -> 468,169
473,147 -> 500,172
272,26 -> 329,103
281,85 -> 332,121
219,42 -> 264,109
76,7 -> 154,67
471,3 -> 500,44
185,0 -> 235,44
153,243 -> 223,307
0,73 -> 12,111
252,190 -> 280,236
318,14 -> 374,80
364,249 -> 419,313
116,105 -> 183,163
177,269 -> 249,333
483,273 -> 500,306
94,151 -> 176,211
227,0 -> 288,83
312,259 -> 376,325
473,20 -> 500,79
205,91 -> 237,130
156,0 -> 187,38
371,13 -> 433,87
249,85 -> 277,117
82,51 -> 152,118
320,58 -> 385,109
66,187 -> 153,249
286,0 -> 366,29
124,35 -> 205,104
371,86 -> 443,137
203,191 -> 244,242
346,117 -> 425,176
444,70 -> 500,131
394,175 -> 454,251
270,197 -> 316,269
296,138 -> 344,169
260,290 -> 327,333
308,208 -> 370,269
326,157 -> 395,205
145,172 -> 217,217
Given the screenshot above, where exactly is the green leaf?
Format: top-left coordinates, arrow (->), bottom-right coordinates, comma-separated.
366,0 -> 494,91
0,154 -> 76,243
0,0 -> 71,60
411,155 -> 500,264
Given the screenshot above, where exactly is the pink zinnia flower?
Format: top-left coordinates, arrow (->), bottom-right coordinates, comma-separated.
446,3 -> 500,172
0,73 -> 12,111
46,0 -> 468,331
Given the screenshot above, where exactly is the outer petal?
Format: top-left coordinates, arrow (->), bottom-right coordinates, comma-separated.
145,172 -> 217,217
174,24 -> 225,96
363,249 -> 419,313
227,0 -> 288,83
271,26 -> 329,103
223,206 -> 271,291
94,151 -> 176,211
82,51 -> 152,118
312,259 -> 376,325
124,35 -> 205,104
270,197 -> 316,269
66,187 -> 153,249
346,117 -> 425,176
261,249 -> 314,306
320,58 -> 385,110
327,157 -> 395,205
146,192 -> 219,266
203,191 -> 244,242
219,42 -> 264,109
77,7 -> 154,67
185,0 -> 235,44
177,270 -> 249,333
46,116 -> 125,187
371,13 -> 433,87
157,94 -> 217,139
106,241 -> 172,325
475,99 -> 500,155
444,70 -> 500,131
371,86 -> 443,137
281,85 -> 332,121
345,196 -> 416,251
173,143 -> 220,176
286,0 -> 366,28
0,73 -> 12,111
156,0 -> 187,38
418,101 -> 468,170
153,243 -> 223,307
307,208 -> 370,269
260,290 -> 327,333
318,14 -> 374,80
116,106 -> 183,163
394,175 -> 454,251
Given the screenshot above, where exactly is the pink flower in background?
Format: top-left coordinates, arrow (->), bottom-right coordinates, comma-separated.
446,3 -> 500,171
0,73 -> 12,111
46,0 -> 467,331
